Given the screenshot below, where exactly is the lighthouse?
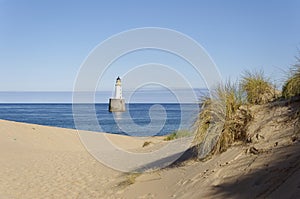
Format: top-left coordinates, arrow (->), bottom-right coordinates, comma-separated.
109,76 -> 126,112
114,76 -> 122,99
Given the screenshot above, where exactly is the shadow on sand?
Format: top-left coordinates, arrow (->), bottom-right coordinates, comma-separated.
212,143 -> 300,198
132,96 -> 300,198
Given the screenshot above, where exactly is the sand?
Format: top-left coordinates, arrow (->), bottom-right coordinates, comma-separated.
0,119 -> 123,198
0,119 -> 170,199
1,98 -> 300,198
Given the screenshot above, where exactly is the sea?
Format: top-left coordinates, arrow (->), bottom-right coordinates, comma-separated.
0,103 -> 199,136
0,88 -> 206,136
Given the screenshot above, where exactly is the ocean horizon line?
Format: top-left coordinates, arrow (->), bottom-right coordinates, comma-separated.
0,89 -> 207,103
0,102 -> 200,104
0,88 -> 207,91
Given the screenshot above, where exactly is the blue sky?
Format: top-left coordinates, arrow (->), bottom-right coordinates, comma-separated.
0,0 -> 299,92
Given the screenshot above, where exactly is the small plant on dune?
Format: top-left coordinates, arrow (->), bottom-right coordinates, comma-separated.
194,81 -> 252,160
282,56 -> 300,98
117,173 -> 140,187
241,70 -> 276,105
164,132 -> 177,141
164,130 -> 192,141
142,141 -> 152,147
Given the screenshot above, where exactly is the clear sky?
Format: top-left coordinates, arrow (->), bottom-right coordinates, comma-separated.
0,0 -> 299,92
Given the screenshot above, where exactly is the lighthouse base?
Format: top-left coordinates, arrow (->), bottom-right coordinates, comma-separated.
109,98 -> 126,112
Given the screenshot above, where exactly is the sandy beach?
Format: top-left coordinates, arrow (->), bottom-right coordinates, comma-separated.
0,119 -> 123,198
1,1 -> 299,198
0,119 -> 174,199
1,98 -> 300,198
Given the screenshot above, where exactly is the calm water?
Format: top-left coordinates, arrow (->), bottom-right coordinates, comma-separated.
0,103 -> 199,136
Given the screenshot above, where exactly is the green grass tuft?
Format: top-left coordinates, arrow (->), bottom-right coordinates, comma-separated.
164,130 -> 192,141
117,173 -> 140,187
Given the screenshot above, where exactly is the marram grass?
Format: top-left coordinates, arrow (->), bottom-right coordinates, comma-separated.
241,70 -> 276,104
194,62 -> 300,161
194,81 -> 251,160
282,57 -> 300,98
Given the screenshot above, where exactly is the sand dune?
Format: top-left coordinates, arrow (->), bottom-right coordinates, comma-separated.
121,99 -> 300,198
1,98 -> 300,198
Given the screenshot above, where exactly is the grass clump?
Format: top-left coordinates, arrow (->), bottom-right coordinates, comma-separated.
282,56 -> 300,98
164,130 -> 192,141
142,141 -> 152,147
194,81 -> 252,160
194,62 -> 299,161
241,70 -> 276,104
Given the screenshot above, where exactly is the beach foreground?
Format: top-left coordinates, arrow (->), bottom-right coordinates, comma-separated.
1,98 -> 300,198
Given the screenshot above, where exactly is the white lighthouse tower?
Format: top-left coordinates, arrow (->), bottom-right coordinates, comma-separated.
114,76 -> 122,99
109,76 -> 125,112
